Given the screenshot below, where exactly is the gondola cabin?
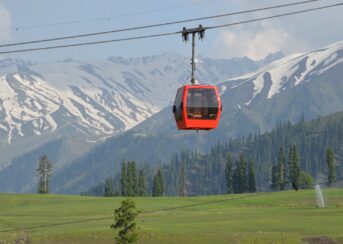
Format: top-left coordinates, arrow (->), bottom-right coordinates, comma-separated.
173,85 -> 222,130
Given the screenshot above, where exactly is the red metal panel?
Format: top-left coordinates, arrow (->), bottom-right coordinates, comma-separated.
173,85 -> 221,130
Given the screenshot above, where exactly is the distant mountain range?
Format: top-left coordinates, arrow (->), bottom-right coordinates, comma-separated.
0,52 -> 279,166
2,39 -> 343,194
45,40 -> 343,194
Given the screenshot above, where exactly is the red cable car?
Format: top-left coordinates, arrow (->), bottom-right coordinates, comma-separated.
172,84 -> 222,130
172,25 -> 222,130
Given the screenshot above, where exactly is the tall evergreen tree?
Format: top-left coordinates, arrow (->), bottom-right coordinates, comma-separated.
247,160 -> 256,193
233,162 -> 240,194
289,145 -> 301,188
131,161 -> 139,196
152,169 -> 164,197
326,148 -> 336,184
225,154 -> 233,194
126,162 -> 133,197
120,161 -> 127,197
179,161 -> 186,197
237,153 -> 247,193
271,165 -> 278,190
152,174 -> 159,197
138,169 -> 147,196
104,178 -> 113,197
157,169 -> 164,196
36,154 -> 53,194
232,154 -> 247,193
277,147 -> 287,190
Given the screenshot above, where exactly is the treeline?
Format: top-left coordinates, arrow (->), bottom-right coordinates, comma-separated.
83,161 -> 165,197
82,149 -> 257,197
83,113 -> 343,196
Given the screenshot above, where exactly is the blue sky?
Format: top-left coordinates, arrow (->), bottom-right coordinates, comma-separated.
1,0 -> 343,62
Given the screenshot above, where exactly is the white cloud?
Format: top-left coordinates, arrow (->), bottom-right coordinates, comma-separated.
210,19 -> 314,60
213,24 -> 288,60
0,3 -> 11,42
207,0 -> 343,60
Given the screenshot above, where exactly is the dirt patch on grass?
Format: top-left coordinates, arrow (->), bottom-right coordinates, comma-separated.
302,236 -> 337,244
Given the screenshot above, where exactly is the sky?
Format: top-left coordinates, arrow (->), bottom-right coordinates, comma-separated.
0,0 -> 343,62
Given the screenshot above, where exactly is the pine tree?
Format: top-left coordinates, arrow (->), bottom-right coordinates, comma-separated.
237,153 -> 247,193
271,165 -> 278,190
289,145 -> 301,188
157,169 -> 164,196
179,162 -> 186,197
152,174 -> 159,197
152,169 -> 164,197
111,199 -> 139,243
233,160 -> 240,193
277,147 -> 287,190
247,160 -> 256,193
326,148 -> 336,184
126,161 -> 137,197
138,169 -> 147,196
104,178 -> 113,197
120,161 -> 127,197
36,154 -> 53,194
131,161 -> 139,196
225,154 -> 233,194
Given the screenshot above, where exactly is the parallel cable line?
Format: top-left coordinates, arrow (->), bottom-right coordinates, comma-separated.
206,2 -> 343,30
0,0 -> 215,32
0,32 -> 180,54
0,2 -> 342,54
0,0 -> 330,48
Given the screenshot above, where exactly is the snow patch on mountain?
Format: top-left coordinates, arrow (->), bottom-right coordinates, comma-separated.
232,40 -> 343,106
1,52 -> 280,146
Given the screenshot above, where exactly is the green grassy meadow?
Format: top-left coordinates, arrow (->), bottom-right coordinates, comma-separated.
0,189 -> 342,243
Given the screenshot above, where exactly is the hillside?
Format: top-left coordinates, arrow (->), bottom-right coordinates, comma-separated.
84,110 -> 343,197
0,189 -> 342,243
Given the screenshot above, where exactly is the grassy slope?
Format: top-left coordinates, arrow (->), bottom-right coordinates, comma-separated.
0,189 -> 342,244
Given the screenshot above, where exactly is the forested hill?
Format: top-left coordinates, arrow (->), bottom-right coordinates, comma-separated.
84,110 -> 343,196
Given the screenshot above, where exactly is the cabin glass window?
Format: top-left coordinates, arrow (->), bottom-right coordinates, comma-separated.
186,88 -> 218,120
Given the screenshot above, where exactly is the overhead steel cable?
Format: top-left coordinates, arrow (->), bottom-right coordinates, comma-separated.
0,2 -> 342,55
0,0 -> 216,33
206,1 -> 343,30
0,32 -> 180,54
0,0 -> 330,48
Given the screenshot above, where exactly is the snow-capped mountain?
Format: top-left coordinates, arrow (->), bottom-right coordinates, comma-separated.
0,52 -> 277,166
227,40 -> 343,106
0,54 -> 186,145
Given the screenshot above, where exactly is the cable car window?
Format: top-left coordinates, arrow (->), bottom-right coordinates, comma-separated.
186,88 -> 218,120
173,88 -> 184,121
